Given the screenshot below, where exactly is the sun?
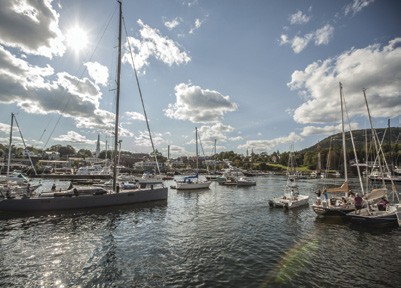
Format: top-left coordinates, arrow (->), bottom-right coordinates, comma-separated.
65,26 -> 88,53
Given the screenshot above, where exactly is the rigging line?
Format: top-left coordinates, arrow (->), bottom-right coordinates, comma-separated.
42,5 -> 118,151
38,128 -> 47,142
197,129 -> 206,157
342,87 -> 364,194
13,115 -> 37,175
122,16 -> 161,174
323,137 -> 333,187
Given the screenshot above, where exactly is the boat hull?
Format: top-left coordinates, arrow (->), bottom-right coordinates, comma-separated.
269,195 -> 309,209
236,181 -> 256,187
347,205 -> 400,226
0,187 -> 168,212
176,181 -> 211,190
312,204 -> 354,217
268,199 -> 285,208
284,195 -> 309,209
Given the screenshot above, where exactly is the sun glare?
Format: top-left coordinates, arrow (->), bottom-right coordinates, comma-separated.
66,26 -> 88,53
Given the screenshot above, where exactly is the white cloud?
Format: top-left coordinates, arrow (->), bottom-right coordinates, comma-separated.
288,38 -> 401,124
189,18 -> 204,34
280,24 -> 333,53
164,83 -> 238,123
123,19 -> 191,71
197,123 -> 235,150
53,131 -> 96,144
167,144 -> 189,156
289,10 -> 311,25
345,0 -> 375,16
229,136 -> 243,142
0,123 -> 10,134
84,62 -> 109,86
314,25 -> 334,45
238,132 -> 303,152
133,130 -> 165,147
291,34 -> 313,54
164,17 -> 181,30
301,122 -> 359,137
279,34 -> 289,45
0,0 -> 65,58
126,112 -> 145,121
0,45 -> 119,134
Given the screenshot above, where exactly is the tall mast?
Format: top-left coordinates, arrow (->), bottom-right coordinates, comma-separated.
365,127 -> 369,191
195,127 -> 199,171
7,113 -> 14,178
388,119 -> 392,170
113,0 -> 122,191
363,88 -> 387,188
339,82 -> 348,182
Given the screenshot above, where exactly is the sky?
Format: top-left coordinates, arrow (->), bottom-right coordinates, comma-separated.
0,0 -> 400,158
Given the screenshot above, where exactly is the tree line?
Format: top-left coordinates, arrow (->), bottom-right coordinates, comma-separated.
1,128 -> 399,173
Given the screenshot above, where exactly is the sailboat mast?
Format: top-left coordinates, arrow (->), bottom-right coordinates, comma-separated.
6,113 -> 14,178
339,82 -> 348,182
195,127 -> 199,171
365,128 -> 369,190
113,0 -> 122,191
363,88 -> 385,187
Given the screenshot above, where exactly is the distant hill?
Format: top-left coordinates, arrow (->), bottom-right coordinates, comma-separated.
300,127 -> 401,157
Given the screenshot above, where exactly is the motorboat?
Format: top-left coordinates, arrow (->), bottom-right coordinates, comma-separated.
269,147 -> 309,209
236,177 -> 256,186
268,191 -> 309,209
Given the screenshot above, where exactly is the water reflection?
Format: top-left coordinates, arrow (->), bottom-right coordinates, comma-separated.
1,177 -> 400,287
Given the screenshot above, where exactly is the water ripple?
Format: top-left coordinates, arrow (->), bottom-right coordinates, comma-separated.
1,177 -> 400,287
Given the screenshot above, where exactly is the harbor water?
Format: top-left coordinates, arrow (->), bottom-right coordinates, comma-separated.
1,176 -> 400,287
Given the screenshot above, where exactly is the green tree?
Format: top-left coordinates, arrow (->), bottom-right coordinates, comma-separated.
57,145 -> 76,158
77,149 -> 93,158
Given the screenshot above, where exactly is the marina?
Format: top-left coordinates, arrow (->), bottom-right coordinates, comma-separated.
0,1 -> 400,287
1,176 -> 400,287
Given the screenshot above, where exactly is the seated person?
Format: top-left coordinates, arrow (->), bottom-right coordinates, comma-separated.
377,197 -> 389,211
340,197 -> 348,207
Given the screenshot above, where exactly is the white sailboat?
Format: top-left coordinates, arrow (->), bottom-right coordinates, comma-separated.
0,1 -> 167,212
312,83 -> 357,216
347,88 -> 401,226
268,145 -> 309,209
176,127 -> 211,190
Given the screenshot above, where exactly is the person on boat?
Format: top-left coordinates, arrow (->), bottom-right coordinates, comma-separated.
5,186 -> 12,199
354,193 -> 363,214
340,197 -> 348,207
67,182 -> 74,190
314,189 -> 322,205
26,183 -> 31,198
323,189 -> 328,200
377,197 -> 389,211
51,183 -> 56,192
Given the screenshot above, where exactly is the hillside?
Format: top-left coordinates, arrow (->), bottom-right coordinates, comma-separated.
300,127 -> 401,154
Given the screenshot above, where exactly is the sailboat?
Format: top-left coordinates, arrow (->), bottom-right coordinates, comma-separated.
0,1 -> 168,212
347,89 -> 401,226
268,145 -> 309,209
311,83 -> 361,216
176,127 -> 211,190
